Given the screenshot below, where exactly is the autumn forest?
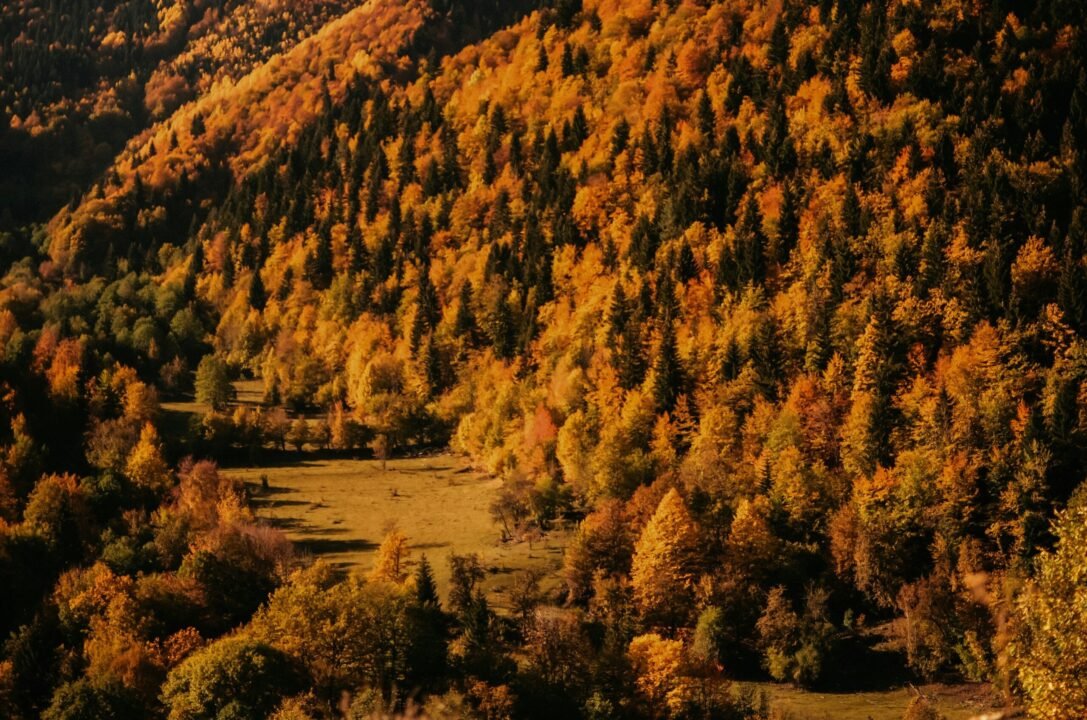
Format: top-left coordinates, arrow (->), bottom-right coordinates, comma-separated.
1,0 -> 1086,718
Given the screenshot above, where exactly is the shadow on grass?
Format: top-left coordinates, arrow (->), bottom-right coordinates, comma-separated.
410,541 -> 452,551
250,497 -> 310,509
249,484 -> 299,496
396,465 -> 455,474
294,537 -> 377,555
264,516 -> 345,532
184,448 -> 371,469
209,444 -> 459,470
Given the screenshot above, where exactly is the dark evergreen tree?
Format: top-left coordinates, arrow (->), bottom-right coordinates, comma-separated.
487,293 -> 516,359
305,230 -> 334,291
734,193 -> 766,286
649,321 -> 683,412
561,43 -> 576,77
628,214 -> 659,270
247,270 -> 266,311
776,180 -> 800,266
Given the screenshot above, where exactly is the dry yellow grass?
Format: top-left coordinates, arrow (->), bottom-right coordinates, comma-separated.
227,453 -> 570,611
748,681 -> 1002,720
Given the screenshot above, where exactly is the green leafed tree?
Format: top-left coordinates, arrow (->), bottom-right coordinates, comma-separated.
194,355 -> 233,410
161,637 -> 306,720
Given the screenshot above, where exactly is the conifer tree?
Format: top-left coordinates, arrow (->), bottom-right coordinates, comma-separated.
305,230 -> 334,290
697,91 -> 715,141
735,193 -> 766,286
648,321 -> 683,413
454,283 -> 477,341
629,214 -> 659,271
414,554 -> 440,609
776,180 -> 800,265
487,294 -> 516,359
369,528 -> 411,584
247,270 -> 266,311
561,43 -> 576,77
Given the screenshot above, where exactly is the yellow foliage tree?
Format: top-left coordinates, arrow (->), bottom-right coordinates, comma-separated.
125,423 -> 172,493
1014,491 -> 1087,719
631,488 -> 702,627
627,633 -> 692,718
368,528 -> 411,585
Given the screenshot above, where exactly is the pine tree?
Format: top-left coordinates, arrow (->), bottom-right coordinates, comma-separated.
1058,208 -> 1087,333
617,318 -> 647,390
610,118 -> 631,162
735,193 -> 766,285
561,43 -> 576,77
305,230 -> 333,290
421,335 -> 445,395
841,182 -> 862,238
347,223 -> 368,275
629,214 -> 659,270
277,267 -> 294,302
414,554 -> 440,609
768,18 -> 789,68
247,270 -> 266,311
776,180 -> 800,265
606,281 -> 628,342
454,283 -> 476,341
487,293 -> 516,359
647,321 -> 682,412
697,90 -> 715,141
569,106 -> 589,148
411,272 -> 440,351
842,308 -> 899,476
222,249 -> 235,288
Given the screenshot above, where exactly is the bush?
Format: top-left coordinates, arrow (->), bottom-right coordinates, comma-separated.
902,696 -> 944,720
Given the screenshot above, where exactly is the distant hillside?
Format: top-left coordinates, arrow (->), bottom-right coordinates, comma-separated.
0,0 -> 357,225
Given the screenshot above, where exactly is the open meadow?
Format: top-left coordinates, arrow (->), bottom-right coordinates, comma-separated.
227,454 -> 570,611
749,682 -> 1001,720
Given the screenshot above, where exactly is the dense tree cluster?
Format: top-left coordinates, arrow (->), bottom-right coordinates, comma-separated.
1,0 -> 1087,717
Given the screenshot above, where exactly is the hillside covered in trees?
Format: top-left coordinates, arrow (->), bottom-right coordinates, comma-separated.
2,0 -> 1087,718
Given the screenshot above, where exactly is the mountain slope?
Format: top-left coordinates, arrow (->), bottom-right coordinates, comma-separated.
1,0 -> 1087,717
0,0 -> 359,226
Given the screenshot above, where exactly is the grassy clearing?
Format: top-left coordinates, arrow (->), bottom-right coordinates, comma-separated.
229,454 -> 570,611
747,681 -> 1001,720
160,378 -> 265,416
